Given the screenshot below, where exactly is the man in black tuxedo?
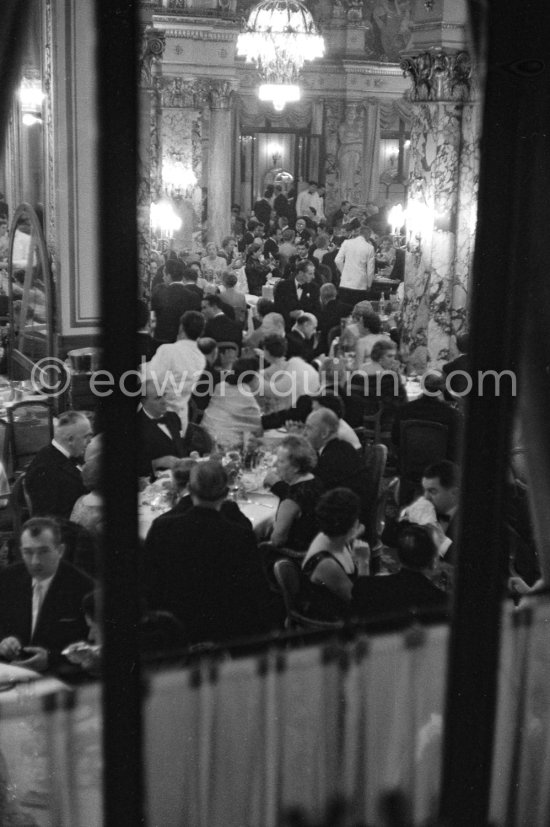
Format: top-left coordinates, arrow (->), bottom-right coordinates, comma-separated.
144,461 -> 271,645
26,410 -> 93,520
304,407 -> 369,503
316,283 -> 353,354
286,312 -> 318,361
147,458 -> 252,533
351,522 -> 447,619
151,260 -> 202,344
0,517 -> 94,673
273,259 -> 320,329
421,460 -> 460,564
201,293 -> 243,345
137,378 -> 185,478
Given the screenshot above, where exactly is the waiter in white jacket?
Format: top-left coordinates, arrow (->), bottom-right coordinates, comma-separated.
334,223 -> 375,305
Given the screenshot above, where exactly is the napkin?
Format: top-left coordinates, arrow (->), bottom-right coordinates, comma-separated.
399,496 -> 437,526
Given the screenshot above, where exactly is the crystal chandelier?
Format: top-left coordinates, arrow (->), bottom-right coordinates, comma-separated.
237,0 -> 325,111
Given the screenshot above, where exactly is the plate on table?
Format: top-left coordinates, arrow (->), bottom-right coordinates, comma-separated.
276,427 -> 288,434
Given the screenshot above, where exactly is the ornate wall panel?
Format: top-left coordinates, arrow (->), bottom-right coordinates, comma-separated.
51,0 -> 100,339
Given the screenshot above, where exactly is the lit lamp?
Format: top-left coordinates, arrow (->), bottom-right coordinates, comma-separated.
388,203 -> 405,246
404,200 -> 431,265
19,78 -> 45,126
161,156 -> 197,202
237,0 -> 325,112
150,199 -> 182,240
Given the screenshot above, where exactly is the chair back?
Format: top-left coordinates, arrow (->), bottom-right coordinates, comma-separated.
398,419 -> 449,481
7,400 -> 54,475
273,559 -> 302,618
364,443 -> 388,500
273,558 -> 344,631
9,472 -> 31,544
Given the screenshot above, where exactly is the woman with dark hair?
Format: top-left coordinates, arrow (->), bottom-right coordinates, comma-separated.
263,434 -> 324,553
301,487 -> 369,618
201,356 -> 263,448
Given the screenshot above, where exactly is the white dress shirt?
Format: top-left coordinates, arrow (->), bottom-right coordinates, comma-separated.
32,574 -> 55,635
334,236 -> 375,290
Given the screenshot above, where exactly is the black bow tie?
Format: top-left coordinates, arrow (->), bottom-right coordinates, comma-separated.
154,414 -> 171,425
437,512 -> 451,525
70,455 -> 84,467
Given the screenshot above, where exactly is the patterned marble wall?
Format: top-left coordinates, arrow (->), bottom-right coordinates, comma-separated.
160,105 -> 203,250
400,51 -> 477,370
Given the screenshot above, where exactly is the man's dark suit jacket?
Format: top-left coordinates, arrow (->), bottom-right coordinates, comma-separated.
148,494 -> 252,532
317,298 -> 353,354
204,313 -> 243,346
390,394 -> 462,460
351,568 -> 447,620
26,444 -> 87,520
286,330 -> 315,362
0,561 -> 94,666
273,277 -> 320,327
151,282 -> 202,343
144,506 -> 271,645
137,409 -> 185,478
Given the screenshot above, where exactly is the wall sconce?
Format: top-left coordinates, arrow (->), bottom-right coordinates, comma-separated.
19,78 -> 45,126
405,200 -> 432,266
150,198 -> 182,239
388,203 -> 405,245
161,155 -> 197,202
267,141 -> 283,167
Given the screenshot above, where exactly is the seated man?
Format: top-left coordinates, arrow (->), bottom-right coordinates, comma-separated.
26,410 -> 93,520
304,408 -> 365,493
146,458 -> 252,532
0,517 -> 94,673
421,460 -> 460,564
286,312 -> 318,362
137,376 -> 185,478
351,522 -> 448,619
201,293 -> 243,346
144,461 -> 271,645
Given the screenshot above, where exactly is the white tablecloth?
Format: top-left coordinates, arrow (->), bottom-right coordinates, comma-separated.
139,488 -> 277,541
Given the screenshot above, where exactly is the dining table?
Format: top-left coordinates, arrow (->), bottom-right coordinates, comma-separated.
138,471 -> 278,541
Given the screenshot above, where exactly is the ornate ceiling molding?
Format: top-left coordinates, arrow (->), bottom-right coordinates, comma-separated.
162,28 -> 236,41
140,28 -> 166,85
400,50 -> 472,103
160,76 -> 235,109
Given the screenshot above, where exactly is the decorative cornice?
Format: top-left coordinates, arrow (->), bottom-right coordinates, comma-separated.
342,61 -> 403,77
162,28 -> 237,41
140,27 -> 166,85
160,76 -> 235,109
400,51 -> 472,103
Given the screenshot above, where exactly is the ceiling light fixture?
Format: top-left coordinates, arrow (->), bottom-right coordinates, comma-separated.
237,0 -> 325,111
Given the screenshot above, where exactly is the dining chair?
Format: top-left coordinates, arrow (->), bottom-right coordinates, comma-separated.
7,399 -> 55,476
7,472 -> 32,557
397,419 -> 449,507
273,559 -> 344,632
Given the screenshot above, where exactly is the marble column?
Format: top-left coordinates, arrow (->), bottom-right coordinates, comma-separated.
138,26 -> 165,294
207,81 -> 233,246
399,50 -> 477,370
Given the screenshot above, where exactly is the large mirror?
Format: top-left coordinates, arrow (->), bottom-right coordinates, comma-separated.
7,202 -> 55,378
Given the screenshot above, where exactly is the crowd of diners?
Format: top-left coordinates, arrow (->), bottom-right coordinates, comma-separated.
0,188 -> 542,679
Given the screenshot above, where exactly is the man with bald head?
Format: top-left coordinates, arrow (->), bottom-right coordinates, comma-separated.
26,411 -> 93,519
304,408 -> 373,538
137,376 -> 185,478
144,461 -> 270,645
